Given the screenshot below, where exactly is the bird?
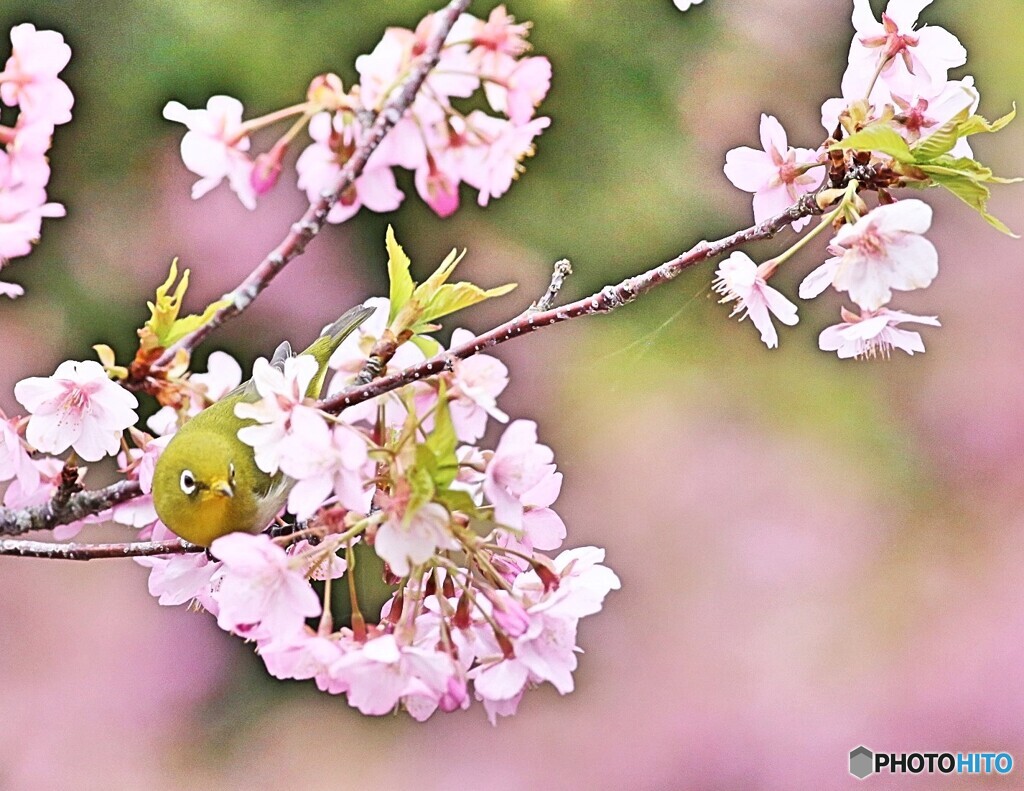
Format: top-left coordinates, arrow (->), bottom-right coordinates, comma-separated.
152,305 -> 374,547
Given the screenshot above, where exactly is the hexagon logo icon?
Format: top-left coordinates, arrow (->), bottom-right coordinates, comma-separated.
849,746 -> 874,780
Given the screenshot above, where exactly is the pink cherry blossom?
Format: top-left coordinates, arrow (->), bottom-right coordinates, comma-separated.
375,502 -> 458,577
136,524 -> 219,609
277,407 -> 371,520
713,251 -> 799,349
163,95 -> 257,209
0,416 -> 39,496
724,114 -> 823,231
258,631 -> 346,687
235,354 -> 320,475
330,633 -> 457,716
484,420 -> 559,529
0,185 -> 65,262
211,532 -> 322,640
891,77 -> 978,156
295,112 -> 403,224
842,0 -> 966,99
454,6 -> 532,77
14,359 -> 139,461
0,24 -> 74,125
357,14 -> 478,111
442,328 -> 509,443
819,306 -> 940,359
2,455 -> 59,510
4,114 -> 56,189
461,111 -> 550,207
673,0 -> 705,10
799,199 -> 937,311
147,350 -> 243,435
483,56 -> 552,125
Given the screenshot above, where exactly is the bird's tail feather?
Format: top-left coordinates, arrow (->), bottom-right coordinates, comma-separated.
301,304 -> 376,398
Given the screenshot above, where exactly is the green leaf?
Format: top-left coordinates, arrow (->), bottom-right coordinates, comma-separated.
140,259 -> 231,351
386,225 -> 415,326
957,104 -> 1016,138
410,334 -> 441,358
425,386 -> 458,488
831,124 -> 914,163
919,157 -> 1021,236
417,282 -> 517,327
434,488 -> 480,518
913,104 -> 1017,164
405,451 -> 436,525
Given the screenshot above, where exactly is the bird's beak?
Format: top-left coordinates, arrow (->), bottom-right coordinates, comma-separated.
210,479 -> 234,499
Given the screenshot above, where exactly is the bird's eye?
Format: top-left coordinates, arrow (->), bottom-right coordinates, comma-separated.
229,462 -> 236,482
180,470 -> 197,495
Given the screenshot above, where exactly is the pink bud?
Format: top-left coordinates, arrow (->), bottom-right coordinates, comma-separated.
250,149 -> 283,196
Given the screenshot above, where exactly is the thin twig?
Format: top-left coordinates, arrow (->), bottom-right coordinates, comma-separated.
530,259 -> 572,313
0,537 -> 200,560
142,0 -> 473,377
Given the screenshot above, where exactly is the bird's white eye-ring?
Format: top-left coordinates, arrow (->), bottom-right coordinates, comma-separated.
180,469 -> 197,495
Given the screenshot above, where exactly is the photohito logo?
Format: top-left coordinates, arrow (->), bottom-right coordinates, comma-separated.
849,746 -> 1014,780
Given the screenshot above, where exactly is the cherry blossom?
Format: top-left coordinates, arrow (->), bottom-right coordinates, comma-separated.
163,95 -> 257,209
673,0 -> 705,10
461,111 -> 550,207
484,420 -> 559,529
713,251 -> 798,349
843,0 -> 966,99
135,524 -> 220,609
0,416 -> 38,495
276,407 -> 372,520
799,200 -> 937,311
295,111 -> 403,224
147,350 -> 243,436
483,56 -> 552,126
819,306 -> 941,359
211,532 -> 322,640
14,359 -> 139,461
330,633 -> 457,716
0,23 -> 74,125
0,185 -> 66,262
0,280 -> 23,298
375,501 -> 458,577
724,114 -> 823,231
235,354 -> 320,475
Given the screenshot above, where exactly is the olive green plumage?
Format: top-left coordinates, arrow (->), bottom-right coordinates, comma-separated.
152,305 -> 373,546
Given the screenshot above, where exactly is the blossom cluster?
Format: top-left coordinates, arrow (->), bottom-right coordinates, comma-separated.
714,0 -> 1015,359
0,23 -> 72,297
128,294 -> 616,721
163,5 -> 551,220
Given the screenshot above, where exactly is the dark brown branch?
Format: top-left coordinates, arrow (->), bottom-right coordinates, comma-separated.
322,192 -> 823,414
0,479 -> 142,538
144,0 -> 473,375
0,537 -> 200,560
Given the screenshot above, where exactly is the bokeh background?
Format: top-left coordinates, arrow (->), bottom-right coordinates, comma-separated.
1,0 -> 1022,788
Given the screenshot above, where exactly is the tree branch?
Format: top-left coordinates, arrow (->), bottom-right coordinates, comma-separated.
143,0 -> 473,375
0,537 -> 200,560
0,479 -> 142,538
321,192 -> 823,414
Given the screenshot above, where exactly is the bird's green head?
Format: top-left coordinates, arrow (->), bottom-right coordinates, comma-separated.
152,429 -> 248,546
